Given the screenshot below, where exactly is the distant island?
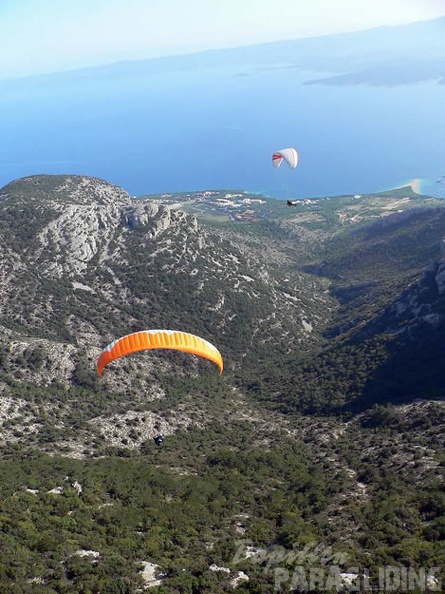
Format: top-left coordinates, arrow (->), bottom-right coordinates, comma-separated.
304,58 -> 445,86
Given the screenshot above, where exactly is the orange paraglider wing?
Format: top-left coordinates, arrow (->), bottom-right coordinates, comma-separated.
97,330 -> 223,376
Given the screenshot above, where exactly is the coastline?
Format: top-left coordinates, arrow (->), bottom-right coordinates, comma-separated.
393,178 -> 421,194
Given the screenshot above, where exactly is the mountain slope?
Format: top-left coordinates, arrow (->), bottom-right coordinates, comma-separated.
0,175 -> 443,592
0,174 -> 334,458
0,175 -> 333,364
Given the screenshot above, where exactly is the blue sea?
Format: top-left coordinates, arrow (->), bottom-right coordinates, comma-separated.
0,61 -> 444,199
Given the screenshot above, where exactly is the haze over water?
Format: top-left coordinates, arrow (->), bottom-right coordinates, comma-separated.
1,59 -> 444,199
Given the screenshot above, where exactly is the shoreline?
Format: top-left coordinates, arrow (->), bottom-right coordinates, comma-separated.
392,178 -> 421,194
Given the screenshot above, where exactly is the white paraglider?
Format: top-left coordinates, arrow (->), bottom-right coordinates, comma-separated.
272,148 -> 298,169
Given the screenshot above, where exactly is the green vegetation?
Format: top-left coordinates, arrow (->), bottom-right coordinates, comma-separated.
0,428 -> 443,592
0,175 -> 444,591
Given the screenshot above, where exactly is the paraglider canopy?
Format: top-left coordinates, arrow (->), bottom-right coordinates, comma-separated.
97,329 -> 224,376
272,148 -> 298,169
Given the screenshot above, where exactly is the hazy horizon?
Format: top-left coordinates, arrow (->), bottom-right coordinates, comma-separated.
1,0 -> 444,79
0,14 -> 442,83
1,8 -> 444,200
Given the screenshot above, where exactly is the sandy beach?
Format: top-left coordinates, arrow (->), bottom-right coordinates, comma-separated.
393,178 -> 421,193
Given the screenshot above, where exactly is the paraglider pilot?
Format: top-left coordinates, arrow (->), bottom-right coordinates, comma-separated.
154,434 -> 164,447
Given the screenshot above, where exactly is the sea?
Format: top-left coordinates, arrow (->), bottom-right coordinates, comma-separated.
0,60 -> 444,200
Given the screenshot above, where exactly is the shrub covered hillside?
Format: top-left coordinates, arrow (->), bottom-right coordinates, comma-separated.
0,175 -> 443,592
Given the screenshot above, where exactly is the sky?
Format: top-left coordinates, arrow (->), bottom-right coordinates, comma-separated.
1,0 -> 445,79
